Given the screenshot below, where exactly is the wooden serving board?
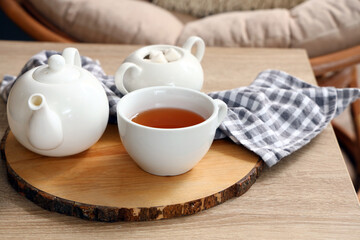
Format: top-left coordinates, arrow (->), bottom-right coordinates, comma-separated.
1,125 -> 264,222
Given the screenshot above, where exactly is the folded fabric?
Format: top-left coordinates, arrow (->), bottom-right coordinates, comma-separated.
209,71 -> 360,166
1,50 -> 359,167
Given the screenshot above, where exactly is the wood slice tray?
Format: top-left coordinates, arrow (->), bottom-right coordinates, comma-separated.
0,125 -> 264,222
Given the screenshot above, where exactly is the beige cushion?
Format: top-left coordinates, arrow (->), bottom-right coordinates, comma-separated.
290,0 -> 360,57
28,0 -> 183,45
178,0 -> 360,57
153,0 -> 306,18
177,9 -> 291,48
29,0 -> 360,58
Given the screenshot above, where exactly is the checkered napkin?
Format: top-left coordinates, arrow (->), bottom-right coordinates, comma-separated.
2,50 -> 360,167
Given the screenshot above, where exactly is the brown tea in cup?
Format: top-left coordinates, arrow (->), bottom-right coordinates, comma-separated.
117,86 -> 228,176
131,108 -> 205,129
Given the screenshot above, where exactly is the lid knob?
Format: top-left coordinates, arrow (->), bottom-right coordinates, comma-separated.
48,55 -> 65,72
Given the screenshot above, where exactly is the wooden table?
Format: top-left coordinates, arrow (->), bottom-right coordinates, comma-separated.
1,40 -> 360,239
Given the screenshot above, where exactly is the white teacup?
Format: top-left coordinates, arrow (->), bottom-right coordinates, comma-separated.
116,86 -> 227,176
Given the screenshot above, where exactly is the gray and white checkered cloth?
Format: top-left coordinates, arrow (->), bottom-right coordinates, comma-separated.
2,50 -> 360,167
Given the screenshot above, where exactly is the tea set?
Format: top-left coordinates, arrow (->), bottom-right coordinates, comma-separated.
6,36 -> 227,176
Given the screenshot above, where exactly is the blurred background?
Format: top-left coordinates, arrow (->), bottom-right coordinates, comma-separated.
0,6 -> 32,41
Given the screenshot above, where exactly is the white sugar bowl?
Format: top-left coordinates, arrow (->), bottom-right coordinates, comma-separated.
115,36 -> 205,95
7,47 -> 109,157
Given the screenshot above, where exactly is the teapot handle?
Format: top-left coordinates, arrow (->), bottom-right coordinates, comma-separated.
182,36 -> 205,62
115,62 -> 142,95
62,47 -> 82,67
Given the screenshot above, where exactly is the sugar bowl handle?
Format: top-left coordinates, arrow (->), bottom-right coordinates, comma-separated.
182,36 -> 205,62
115,62 -> 142,95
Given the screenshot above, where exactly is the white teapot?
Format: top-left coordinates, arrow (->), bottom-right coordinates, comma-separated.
115,36 -> 205,95
7,48 -> 109,157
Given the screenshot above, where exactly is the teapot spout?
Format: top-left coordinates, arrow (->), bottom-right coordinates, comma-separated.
27,94 -> 63,150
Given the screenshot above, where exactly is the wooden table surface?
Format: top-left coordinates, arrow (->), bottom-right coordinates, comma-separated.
0,40 -> 360,239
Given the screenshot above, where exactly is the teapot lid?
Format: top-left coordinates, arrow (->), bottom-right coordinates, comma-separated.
32,54 -> 81,84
